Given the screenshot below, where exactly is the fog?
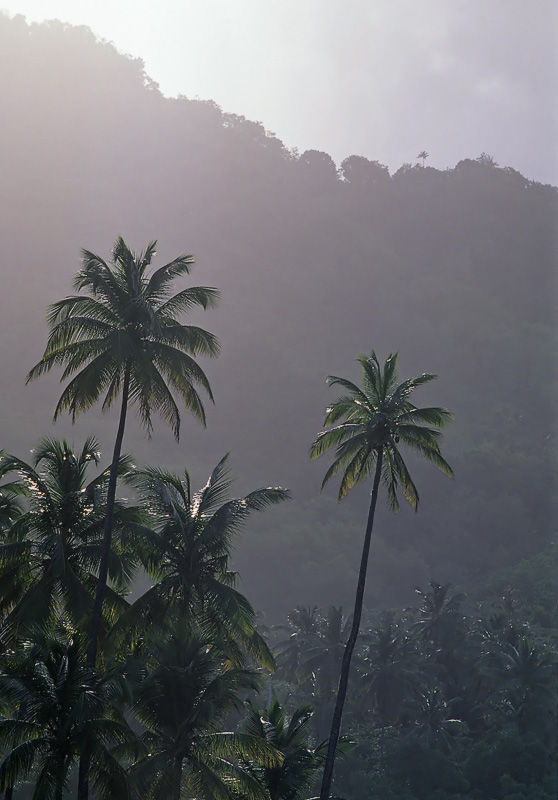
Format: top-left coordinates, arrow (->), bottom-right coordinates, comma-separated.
2,0 -> 557,183
0,13 -> 556,619
0,14 -> 556,797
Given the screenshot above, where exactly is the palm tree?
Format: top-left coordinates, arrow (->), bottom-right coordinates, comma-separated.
274,606 -> 321,680
417,150 -> 429,167
406,686 -> 465,752
0,624 -> 135,800
26,237 -> 220,671
0,437 -> 140,642
115,454 -> 289,667
411,581 -> 467,686
359,612 -> 418,771
310,349 -> 453,799
274,607 -> 351,742
295,607 -> 352,742
482,636 -> 557,736
239,700 -> 329,800
129,623 -> 276,800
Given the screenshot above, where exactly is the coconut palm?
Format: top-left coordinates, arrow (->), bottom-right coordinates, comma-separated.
26,237 -> 220,671
417,150 -> 429,167
115,454 -> 289,668
274,607 -> 350,740
310,349 -> 453,799
298,608 -> 352,743
0,624 -> 135,800
411,581 -> 468,686
274,606 -> 321,681
406,686 -> 465,753
0,437 -> 140,643
359,613 -> 418,771
129,623 -> 276,800
238,700 -> 329,800
482,637 -> 557,736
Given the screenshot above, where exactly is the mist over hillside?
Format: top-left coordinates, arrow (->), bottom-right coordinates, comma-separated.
1,13 -> 556,619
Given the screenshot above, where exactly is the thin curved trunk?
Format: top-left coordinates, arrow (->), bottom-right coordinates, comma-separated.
55,765 -> 64,800
77,749 -> 90,800
173,759 -> 182,800
319,449 -> 383,800
86,364 -> 130,668
317,696 -> 330,743
79,366 -> 130,800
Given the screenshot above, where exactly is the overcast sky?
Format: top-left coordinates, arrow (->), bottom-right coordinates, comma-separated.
2,0 -> 557,183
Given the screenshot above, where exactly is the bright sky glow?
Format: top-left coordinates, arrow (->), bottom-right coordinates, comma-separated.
1,0 -> 557,182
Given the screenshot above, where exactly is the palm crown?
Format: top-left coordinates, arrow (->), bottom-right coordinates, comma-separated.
0,438 -> 140,636
310,350 -> 453,800
310,349 -> 454,505
120,455 -> 289,667
26,237 -> 221,675
27,237 -> 220,438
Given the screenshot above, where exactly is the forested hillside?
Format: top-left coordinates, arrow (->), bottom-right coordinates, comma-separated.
1,13 -> 556,618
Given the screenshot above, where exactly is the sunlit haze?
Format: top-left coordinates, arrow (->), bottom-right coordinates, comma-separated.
2,0 -> 557,183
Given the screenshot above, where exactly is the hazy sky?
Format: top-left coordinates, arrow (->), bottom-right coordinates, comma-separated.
2,0 -> 557,183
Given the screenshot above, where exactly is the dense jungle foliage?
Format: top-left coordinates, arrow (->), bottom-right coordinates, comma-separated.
1,431 -> 556,798
0,12 -> 556,799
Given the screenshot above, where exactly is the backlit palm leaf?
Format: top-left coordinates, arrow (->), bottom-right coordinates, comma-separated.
310,349 -> 453,799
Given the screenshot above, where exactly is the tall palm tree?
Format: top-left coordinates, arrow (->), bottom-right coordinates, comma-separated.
309,349 -> 453,799
116,454 -> 289,667
26,237 -> 220,671
417,150 -> 429,168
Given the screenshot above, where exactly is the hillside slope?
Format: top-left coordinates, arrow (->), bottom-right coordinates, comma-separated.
1,14 -> 556,617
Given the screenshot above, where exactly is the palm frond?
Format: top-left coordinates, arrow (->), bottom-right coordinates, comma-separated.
312,349 -> 453,507
30,237 -> 219,442
310,424 -> 367,460
396,426 -> 454,478
325,375 -> 370,406
387,445 -> 420,511
0,738 -> 41,791
396,405 -> 453,427
52,352 -> 115,421
391,373 -> 438,404
145,253 -> 196,300
156,285 -> 220,316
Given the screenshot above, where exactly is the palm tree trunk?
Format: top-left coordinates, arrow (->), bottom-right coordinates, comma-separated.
77,750 -> 89,800
319,449 -> 383,800
172,759 -> 182,800
86,364 -> 130,669
317,697 -> 329,743
55,770 -> 64,800
78,366 -> 130,800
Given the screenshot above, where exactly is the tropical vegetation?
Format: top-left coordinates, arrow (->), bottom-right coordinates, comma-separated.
1,245 -> 555,797
0,24 -> 556,793
26,237 -> 220,671
310,350 -> 454,798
